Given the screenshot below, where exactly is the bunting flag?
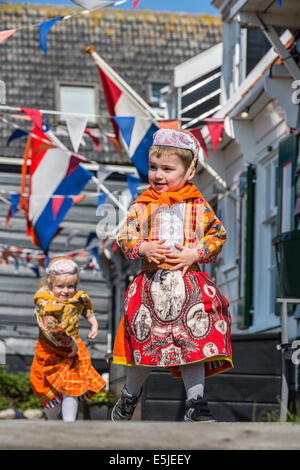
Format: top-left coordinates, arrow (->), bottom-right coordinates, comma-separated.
126,174 -> 141,200
87,46 -> 160,177
159,119 -> 180,130
91,246 -> 101,270
105,133 -> 123,159
66,115 -> 88,153
276,0 -> 282,7
96,193 -> 108,216
71,0 -> 126,10
84,129 -> 101,151
0,29 -> 16,44
133,0 -> 140,7
85,231 -> 97,248
205,118 -> 224,152
27,125 -> 93,253
97,164 -> 112,184
5,194 -> 21,227
7,128 -> 28,146
39,17 -> 64,54
190,127 -> 209,159
21,108 -> 43,131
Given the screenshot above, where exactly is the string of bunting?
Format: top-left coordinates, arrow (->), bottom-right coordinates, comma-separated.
0,0 -> 140,54
0,105 -> 225,158
0,235 -> 104,276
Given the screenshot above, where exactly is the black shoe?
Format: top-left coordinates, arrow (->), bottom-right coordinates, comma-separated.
184,396 -> 217,422
111,386 -> 142,422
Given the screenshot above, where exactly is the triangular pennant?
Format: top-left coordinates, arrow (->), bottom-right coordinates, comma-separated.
85,231 -> 97,248
21,108 -> 43,131
0,29 -> 16,44
11,194 -> 21,217
72,0 -> 120,10
84,129 -> 101,151
105,133 -> 123,159
97,164 -> 112,184
205,119 -> 224,152
276,0 -> 282,7
52,196 -> 65,221
190,127 -> 209,159
5,194 -> 20,227
7,129 -> 28,146
158,120 -> 180,130
72,194 -> 86,205
96,193 -> 108,216
133,0 -> 140,7
113,117 -> 135,148
39,16 -> 64,55
65,154 -> 86,178
126,174 -> 141,200
91,246 -> 101,270
66,115 -> 88,153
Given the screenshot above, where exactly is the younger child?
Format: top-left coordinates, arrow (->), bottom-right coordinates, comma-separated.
30,256 -> 106,421
112,128 -> 233,422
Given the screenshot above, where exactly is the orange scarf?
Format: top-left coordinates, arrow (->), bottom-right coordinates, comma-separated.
134,183 -> 202,209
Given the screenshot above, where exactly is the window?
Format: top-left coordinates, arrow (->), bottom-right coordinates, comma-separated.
57,83 -> 98,125
149,83 -> 166,105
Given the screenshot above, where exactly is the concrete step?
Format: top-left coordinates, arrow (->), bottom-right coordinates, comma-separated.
0,420 -> 299,450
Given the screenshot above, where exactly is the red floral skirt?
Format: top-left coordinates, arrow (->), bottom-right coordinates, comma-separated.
113,270 -> 233,378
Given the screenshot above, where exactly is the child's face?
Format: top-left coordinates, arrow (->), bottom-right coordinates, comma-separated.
51,274 -> 77,301
148,152 -> 194,193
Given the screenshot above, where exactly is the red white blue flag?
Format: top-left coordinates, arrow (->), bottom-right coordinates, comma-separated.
88,47 -> 160,177
27,126 -> 93,253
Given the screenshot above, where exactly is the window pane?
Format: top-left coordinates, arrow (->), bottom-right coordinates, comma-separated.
60,86 -> 97,123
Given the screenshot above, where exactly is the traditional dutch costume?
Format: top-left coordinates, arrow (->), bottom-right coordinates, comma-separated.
113,130 -> 233,380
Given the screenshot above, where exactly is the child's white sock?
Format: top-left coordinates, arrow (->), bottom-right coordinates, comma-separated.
61,395 -> 78,422
180,363 -> 205,400
44,404 -> 61,420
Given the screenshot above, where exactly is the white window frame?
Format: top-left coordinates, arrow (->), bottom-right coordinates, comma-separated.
56,81 -> 99,127
252,153 -> 280,332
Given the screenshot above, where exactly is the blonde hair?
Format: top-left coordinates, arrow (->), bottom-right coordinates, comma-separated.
149,145 -> 196,171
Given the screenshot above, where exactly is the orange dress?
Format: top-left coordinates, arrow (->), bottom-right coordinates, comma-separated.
30,289 -> 106,407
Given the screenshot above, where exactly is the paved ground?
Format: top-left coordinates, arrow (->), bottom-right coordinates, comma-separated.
0,420 -> 299,450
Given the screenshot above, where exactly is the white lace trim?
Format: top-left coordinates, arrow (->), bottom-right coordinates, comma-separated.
159,203 -> 185,251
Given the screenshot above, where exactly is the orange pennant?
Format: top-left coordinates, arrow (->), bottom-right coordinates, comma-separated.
158,119 -> 180,130
72,194 -> 86,205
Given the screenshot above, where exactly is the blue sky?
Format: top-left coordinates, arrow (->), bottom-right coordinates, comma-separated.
3,0 -> 220,15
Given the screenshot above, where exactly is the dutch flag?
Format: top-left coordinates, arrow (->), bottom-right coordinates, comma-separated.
27,126 -> 93,254
87,46 -> 160,177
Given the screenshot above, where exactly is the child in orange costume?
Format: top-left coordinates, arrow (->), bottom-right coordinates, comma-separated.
112,128 -> 233,422
30,256 -> 106,421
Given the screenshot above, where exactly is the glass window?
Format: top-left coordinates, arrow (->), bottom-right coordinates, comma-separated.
59,85 -> 98,124
150,83 -> 166,104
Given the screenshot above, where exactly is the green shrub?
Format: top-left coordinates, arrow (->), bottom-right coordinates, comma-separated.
88,390 -> 116,406
0,365 -> 42,412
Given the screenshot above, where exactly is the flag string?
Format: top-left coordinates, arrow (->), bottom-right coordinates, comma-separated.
0,104 -> 202,123
0,1 -> 128,40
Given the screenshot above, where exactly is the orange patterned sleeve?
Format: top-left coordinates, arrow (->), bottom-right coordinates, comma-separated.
117,203 -> 147,259
197,199 -> 226,263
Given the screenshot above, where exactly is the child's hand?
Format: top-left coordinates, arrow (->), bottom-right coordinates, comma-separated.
138,240 -> 171,264
87,315 -> 98,339
87,324 -> 98,339
165,244 -> 199,276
